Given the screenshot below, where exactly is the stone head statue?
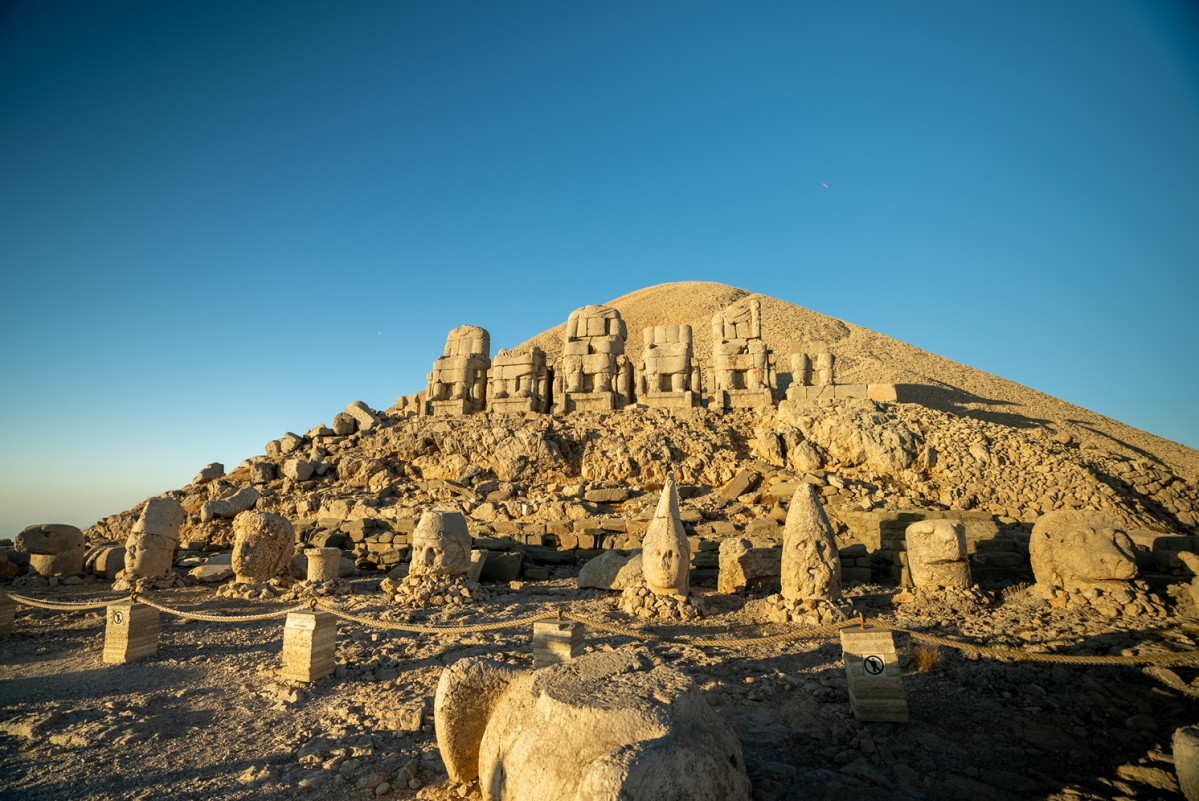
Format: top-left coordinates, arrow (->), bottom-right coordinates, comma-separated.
641,473 -> 690,596
411,510 -> 473,577
124,497 -> 185,577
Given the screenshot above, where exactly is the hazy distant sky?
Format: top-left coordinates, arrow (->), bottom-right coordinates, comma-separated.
2,0 -> 1197,534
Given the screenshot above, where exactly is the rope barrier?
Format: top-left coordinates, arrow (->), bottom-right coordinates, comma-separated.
875,623 -> 1199,667
0,590 -> 114,611
132,595 -> 309,623
5,587 -> 1198,667
312,600 -> 558,633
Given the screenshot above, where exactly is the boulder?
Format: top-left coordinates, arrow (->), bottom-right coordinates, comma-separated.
193,462 -> 225,483
1174,724 -> 1199,801
282,459 -> 314,482
345,400 -> 380,432
435,647 -> 750,801
199,487 -> 260,522
1030,510 -> 1137,592
190,552 -> 234,584
230,511 -> 294,583
331,413 -> 357,436
479,551 -> 523,582
905,519 -> 971,589
717,538 -> 781,594
780,484 -> 842,602
578,550 -> 643,590
124,497 -> 185,577
16,524 -> 84,576
15,524 -> 84,555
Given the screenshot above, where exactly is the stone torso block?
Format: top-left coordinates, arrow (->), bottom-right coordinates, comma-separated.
487,347 -> 549,414
553,305 -> 633,414
427,325 -> 491,416
711,298 -> 776,411
637,325 -> 701,408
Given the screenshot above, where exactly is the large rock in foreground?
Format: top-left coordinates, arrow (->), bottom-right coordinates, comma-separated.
435,647 -> 750,801
1030,509 -> 1138,592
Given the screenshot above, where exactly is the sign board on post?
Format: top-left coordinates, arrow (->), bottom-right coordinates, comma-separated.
840,626 -> 908,723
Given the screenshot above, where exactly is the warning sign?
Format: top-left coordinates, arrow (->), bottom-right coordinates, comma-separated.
862,655 -> 886,676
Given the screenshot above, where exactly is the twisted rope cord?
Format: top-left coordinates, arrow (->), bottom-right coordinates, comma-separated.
559,613 -> 857,647
313,600 -> 558,633
0,590 -> 114,611
133,595 -> 309,623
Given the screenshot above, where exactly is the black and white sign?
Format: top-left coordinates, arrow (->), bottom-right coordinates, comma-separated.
862,655 -> 886,676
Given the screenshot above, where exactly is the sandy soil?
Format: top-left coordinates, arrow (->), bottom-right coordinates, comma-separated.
3,569 -> 1199,801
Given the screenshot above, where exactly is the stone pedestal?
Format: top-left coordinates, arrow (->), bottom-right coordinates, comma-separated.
532,620 -> 584,668
840,626 -> 908,723
641,391 -> 699,409
716,388 -> 775,411
281,610 -> 336,682
0,594 -> 15,637
103,602 -> 159,664
556,391 -> 617,414
305,548 -> 342,582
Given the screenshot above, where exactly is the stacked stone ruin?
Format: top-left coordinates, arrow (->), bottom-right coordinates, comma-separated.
416,297 -> 894,416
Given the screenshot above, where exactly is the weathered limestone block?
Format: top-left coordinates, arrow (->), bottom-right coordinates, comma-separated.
435,648 -> 751,801
1174,724 -> 1199,801
15,524 -> 84,576
636,325 -> 701,408
199,487 -> 260,522
193,462 -> 224,483
282,459 -> 314,482
578,550 -> 643,590
124,497 -> 185,577
86,544 -> 127,581
781,483 -> 842,602
305,548 -> 342,582
410,510 -> 472,577
553,305 -> 634,414
717,538 -> 781,594
331,412 -> 356,435
345,400 -> 380,431
905,519 -> 971,589
487,347 -> 550,414
426,325 -> 490,416
15,524 -> 84,556
250,461 -> 275,484
711,297 -> 776,411
231,511 -> 295,583
1030,510 -> 1138,593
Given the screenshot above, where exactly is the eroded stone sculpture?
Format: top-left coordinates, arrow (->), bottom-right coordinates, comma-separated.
426,325 -> 490,416
636,325 -> 701,408
231,511 -> 295,583
786,343 -> 835,401
435,647 -> 751,801
905,520 -> 971,589
124,497 -> 185,578
1029,510 -> 1161,616
381,510 -> 488,607
621,474 -> 703,619
15,524 -> 85,579
711,297 -> 776,411
767,483 -> 850,624
487,346 -> 550,414
553,305 -> 633,414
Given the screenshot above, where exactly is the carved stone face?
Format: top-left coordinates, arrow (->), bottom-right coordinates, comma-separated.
410,510 -> 472,577
124,497 -> 184,577
640,475 -> 689,596
644,538 -> 686,595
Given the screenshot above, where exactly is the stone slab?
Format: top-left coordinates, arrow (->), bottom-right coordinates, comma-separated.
841,626 -> 908,723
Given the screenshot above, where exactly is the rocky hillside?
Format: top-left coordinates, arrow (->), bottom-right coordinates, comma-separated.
522,282 -> 1199,480
80,282 -> 1199,580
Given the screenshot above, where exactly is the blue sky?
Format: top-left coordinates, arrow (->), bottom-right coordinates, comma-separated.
2,0 -> 1197,533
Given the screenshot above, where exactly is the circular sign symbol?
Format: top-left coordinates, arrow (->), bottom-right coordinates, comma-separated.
112,610 -> 125,625
863,655 -> 885,676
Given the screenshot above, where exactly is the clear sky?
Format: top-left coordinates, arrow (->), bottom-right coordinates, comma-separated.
2,0 -> 1197,535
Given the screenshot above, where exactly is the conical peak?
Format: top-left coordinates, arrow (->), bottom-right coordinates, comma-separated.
654,471 -> 681,523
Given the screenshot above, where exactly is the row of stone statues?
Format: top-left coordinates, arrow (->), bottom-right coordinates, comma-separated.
425,298 -> 843,416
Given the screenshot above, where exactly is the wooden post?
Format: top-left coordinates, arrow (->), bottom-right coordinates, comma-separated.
103,602 -> 159,664
840,626 -> 908,723
281,610 -> 336,682
533,620 -> 584,668
0,593 -> 15,637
